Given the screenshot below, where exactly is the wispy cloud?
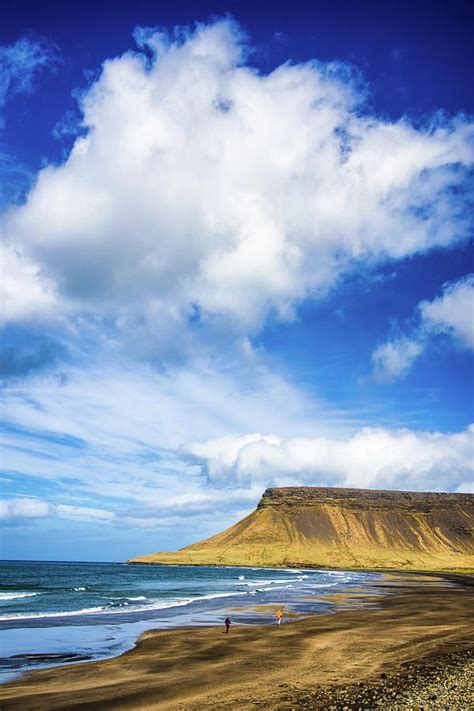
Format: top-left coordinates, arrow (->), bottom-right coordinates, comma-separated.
372,275 -> 474,382
0,151 -> 34,209
0,355 -> 360,534
0,34 -> 61,111
0,497 -> 52,521
372,337 -> 424,383
0,497 -> 114,523
420,275 -> 474,350
2,351 -> 472,537
0,34 -> 61,213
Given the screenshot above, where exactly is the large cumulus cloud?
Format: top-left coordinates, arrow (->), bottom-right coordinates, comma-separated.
181,425 -> 474,493
2,19 -> 473,351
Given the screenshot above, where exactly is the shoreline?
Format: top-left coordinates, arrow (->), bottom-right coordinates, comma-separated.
0,571 -> 473,709
0,564 -> 379,684
128,559 -> 474,575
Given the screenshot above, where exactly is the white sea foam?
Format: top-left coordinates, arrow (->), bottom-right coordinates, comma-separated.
244,577 -> 302,586
0,590 -> 249,621
0,592 -> 39,601
326,571 -> 351,577
73,587 -> 86,591
0,576 -> 340,622
0,606 -> 105,620
107,596 -> 148,603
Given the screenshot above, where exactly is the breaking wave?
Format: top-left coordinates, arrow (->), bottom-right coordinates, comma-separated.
0,592 -> 39,601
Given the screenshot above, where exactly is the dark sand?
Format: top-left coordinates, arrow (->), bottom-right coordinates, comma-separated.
0,573 -> 473,710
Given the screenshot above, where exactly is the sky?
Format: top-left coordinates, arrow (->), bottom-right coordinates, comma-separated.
0,0 -> 473,561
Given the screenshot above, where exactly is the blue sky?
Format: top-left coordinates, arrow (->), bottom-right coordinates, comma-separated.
1,1 -> 473,561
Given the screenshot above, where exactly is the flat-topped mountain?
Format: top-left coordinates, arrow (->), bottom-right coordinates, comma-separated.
129,486 -> 474,572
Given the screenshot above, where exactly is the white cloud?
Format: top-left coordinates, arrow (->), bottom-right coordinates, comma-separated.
181,433 -> 280,479
0,497 -> 114,523
119,517 -> 163,529
0,34 -> 60,111
2,356 -> 472,536
2,19 -> 473,350
0,243 -> 58,325
0,356 -> 358,529
2,21 -> 473,549
0,36 -> 61,212
456,482 -> 474,494
372,337 -> 424,383
420,274 -> 474,349
0,498 -> 52,520
56,504 -> 115,521
372,275 -> 474,381
182,424 -> 474,493
125,488 -> 262,520
120,489 -> 261,530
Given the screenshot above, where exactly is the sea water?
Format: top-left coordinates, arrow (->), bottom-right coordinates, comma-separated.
0,560 -> 380,681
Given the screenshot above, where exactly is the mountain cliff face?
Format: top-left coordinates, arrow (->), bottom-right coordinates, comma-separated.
129,487 -> 474,572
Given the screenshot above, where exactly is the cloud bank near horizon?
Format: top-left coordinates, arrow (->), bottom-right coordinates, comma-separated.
2,356 -> 472,531
2,420 -> 472,528
182,425 -> 474,495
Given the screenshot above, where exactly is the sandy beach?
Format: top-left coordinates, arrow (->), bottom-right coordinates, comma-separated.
0,572 -> 472,710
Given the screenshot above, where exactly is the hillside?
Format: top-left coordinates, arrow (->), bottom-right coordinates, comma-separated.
129,487 -> 474,572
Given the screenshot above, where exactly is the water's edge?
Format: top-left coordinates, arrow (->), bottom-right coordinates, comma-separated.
0,561 -> 410,683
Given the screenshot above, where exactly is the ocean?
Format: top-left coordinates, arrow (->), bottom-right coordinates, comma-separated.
0,560 -> 380,681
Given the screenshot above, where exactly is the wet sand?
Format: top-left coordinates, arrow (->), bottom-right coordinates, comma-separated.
0,573 -> 473,710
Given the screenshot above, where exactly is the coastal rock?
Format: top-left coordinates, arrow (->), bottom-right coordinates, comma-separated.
129,486 -> 474,571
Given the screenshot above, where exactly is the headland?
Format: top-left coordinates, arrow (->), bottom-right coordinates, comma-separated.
130,486 -> 474,572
